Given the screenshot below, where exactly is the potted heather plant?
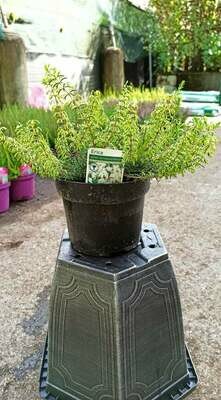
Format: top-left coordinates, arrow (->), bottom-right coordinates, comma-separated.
0,66 -> 217,254
0,135 -> 35,204
10,164 -> 35,202
0,171 -> 10,213
0,145 -> 10,213
0,142 -> 16,213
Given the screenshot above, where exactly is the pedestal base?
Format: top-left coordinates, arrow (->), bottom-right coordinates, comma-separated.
39,339 -> 198,400
40,224 -> 198,400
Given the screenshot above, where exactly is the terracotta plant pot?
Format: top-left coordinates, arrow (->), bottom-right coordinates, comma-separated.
10,174 -> 35,202
56,179 -> 150,257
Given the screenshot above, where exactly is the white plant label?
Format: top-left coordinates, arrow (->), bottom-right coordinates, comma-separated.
86,148 -> 124,184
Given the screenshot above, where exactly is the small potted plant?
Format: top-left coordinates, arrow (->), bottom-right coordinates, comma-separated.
0,138 -> 35,204
0,143 -> 14,213
0,164 -> 10,213
10,163 -> 35,202
0,66 -> 217,254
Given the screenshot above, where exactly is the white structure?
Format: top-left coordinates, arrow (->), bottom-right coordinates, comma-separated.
2,0 -> 114,91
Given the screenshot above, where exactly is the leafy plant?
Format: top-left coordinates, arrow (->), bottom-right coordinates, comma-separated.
0,84 -> 168,151
0,121 -> 61,179
103,87 -> 169,121
202,31 -> 221,72
149,0 -> 221,72
103,86 -> 168,103
102,0 -> 221,72
0,104 -> 57,146
0,139 -> 20,180
0,67 -> 217,182
42,65 -> 81,107
112,0 -> 157,40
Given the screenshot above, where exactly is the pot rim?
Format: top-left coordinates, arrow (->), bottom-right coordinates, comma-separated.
0,182 -> 11,190
56,178 -> 150,205
11,173 -> 35,182
56,178 -> 150,187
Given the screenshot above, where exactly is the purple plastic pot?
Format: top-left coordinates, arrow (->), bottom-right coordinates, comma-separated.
0,182 -> 10,213
10,174 -> 36,202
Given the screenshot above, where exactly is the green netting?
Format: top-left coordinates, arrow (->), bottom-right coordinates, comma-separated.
116,29 -> 146,62
111,0 -> 156,62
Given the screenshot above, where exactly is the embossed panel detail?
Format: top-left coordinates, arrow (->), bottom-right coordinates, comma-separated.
134,287 -> 172,386
122,268 -> 187,400
49,272 -> 114,400
62,293 -> 102,388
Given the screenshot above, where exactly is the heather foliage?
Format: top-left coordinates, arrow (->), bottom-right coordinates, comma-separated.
0,67 -> 217,181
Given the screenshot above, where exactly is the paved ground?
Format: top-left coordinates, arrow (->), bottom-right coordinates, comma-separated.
0,131 -> 220,400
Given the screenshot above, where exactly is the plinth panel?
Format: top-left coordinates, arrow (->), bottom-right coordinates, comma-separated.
119,263 -> 187,399
46,224 -> 196,400
48,272 -> 115,399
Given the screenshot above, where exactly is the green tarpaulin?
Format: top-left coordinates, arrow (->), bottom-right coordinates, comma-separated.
116,29 -> 146,62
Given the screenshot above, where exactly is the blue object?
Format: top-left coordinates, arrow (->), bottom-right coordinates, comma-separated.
0,23 -> 4,40
181,90 -> 221,105
182,102 -> 221,117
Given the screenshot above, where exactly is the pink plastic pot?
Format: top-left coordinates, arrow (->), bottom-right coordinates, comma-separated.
0,182 -> 10,213
10,174 -> 36,202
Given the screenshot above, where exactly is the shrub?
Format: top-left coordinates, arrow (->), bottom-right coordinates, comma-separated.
0,67 -> 217,182
103,87 -> 168,103
150,0 -> 221,72
0,139 -> 20,179
103,87 -> 169,121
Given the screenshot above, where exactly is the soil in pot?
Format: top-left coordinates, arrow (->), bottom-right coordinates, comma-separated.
10,174 -> 35,202
56,179 -> 150,257
0,182 -> 10,213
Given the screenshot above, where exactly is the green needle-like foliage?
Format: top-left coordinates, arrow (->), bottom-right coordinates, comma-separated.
0,122 -> 62,179
0,67 -> 217,182
43,65 -> 82,107
104,87 -> 140,163
0,104 -> 56,146
0,139 -> 20,180
135,92 -> 217,178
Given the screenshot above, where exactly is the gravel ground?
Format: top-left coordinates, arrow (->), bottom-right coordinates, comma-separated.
0,131 -> 220,400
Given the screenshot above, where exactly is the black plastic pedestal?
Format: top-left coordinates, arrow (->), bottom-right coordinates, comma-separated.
40,224 -> 198,400
39,338 -> 198,400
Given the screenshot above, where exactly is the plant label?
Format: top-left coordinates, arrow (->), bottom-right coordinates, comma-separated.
86,148 -> 124,184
